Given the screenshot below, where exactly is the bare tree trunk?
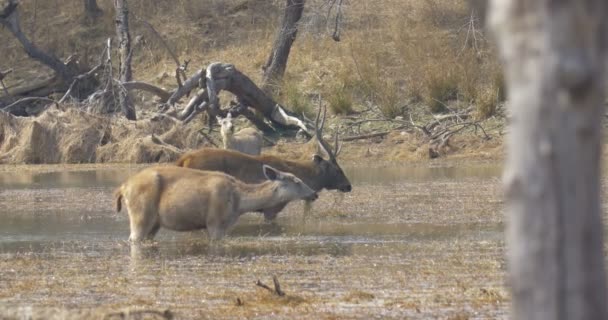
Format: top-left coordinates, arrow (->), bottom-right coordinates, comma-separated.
114,0 -> 136,120
490,1 -> 608,319
261,0 -> 305,93
0,1 -> 71,82
84,0 -> 103,20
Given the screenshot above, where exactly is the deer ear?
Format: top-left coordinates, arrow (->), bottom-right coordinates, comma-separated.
263,165 -> 281,181
312,154 -> 324,164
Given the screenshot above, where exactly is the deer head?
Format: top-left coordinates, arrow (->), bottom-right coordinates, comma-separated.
311,98 -> 351,192
262,165 -> 318,201
217,113 -> 235,135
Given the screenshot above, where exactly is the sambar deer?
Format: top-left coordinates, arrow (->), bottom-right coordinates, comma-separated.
176,104 -> 352,220
217,113 -> 263,155
114,165 -> 316,241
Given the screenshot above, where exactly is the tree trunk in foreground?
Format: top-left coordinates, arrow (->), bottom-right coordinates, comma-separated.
114,0 -> 136,120
490,1 -> 608,319
261,0 -> 305,93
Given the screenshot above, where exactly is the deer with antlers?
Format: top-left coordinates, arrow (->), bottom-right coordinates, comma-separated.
176,103 -> 351,220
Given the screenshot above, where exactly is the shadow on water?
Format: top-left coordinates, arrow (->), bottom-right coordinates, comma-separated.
0,212 -> 502,257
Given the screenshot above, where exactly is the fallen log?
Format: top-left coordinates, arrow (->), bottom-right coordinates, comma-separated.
123,81 -> 171,101
341,131 -> 391,142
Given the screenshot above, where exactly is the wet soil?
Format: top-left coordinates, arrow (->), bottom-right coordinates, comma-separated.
0,164 -> 507,319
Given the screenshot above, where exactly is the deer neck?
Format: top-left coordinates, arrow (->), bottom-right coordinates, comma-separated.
235,180 -> 281,214
262,158 -> 323,191
221,130 -> 233,149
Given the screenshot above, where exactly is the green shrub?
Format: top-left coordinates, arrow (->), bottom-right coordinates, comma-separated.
475,88 -> 498,119
328,89 -> 354,115
423,71 -> 458,113
281,81 -> 314,118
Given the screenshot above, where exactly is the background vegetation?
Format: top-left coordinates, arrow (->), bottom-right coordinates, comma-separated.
1,0 -> 503,121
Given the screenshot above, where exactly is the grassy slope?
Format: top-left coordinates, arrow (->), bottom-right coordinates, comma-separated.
1,0 -> 505,162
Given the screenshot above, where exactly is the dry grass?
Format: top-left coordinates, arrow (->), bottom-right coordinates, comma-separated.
2,0 -> 504,121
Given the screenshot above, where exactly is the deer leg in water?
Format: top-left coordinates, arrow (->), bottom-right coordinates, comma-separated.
207,225 -> 226,240
263,202 -> 288,220
206,199 -> 231,240
145,222 -> 161,240
128,210 -> 147,242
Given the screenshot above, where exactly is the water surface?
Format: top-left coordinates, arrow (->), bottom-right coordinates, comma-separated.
0,164 -> 507,319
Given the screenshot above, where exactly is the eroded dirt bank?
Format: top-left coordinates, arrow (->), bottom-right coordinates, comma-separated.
0,107 -> 505,166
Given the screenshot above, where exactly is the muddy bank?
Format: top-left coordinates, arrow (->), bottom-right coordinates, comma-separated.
0,107 -> 505,165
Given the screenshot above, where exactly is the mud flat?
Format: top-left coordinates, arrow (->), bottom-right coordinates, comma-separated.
0,164 -> 508,319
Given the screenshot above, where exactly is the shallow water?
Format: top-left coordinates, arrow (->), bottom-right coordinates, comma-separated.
0,164 -> 507,319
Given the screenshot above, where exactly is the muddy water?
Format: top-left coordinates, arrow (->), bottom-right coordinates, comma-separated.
0,164 -> 507,319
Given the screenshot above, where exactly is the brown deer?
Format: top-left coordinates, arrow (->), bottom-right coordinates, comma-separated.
176,104 -> 352,220
114,165 -> 317,241
217,113 -> 263,155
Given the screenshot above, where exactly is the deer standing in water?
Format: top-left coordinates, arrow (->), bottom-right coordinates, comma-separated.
114,165 -> 317,241
177,104 -> 351,220
217,113 -> 263,155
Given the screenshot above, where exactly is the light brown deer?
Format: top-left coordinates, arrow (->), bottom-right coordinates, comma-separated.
217,113 -> 263,155
177,104 -> 351,220
114,165 -> 316,241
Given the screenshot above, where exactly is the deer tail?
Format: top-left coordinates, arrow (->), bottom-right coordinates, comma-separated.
114,188 -> 123,212
176,155 -> 190,167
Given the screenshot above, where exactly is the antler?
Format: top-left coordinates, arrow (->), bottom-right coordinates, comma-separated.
315,95 -> 341,162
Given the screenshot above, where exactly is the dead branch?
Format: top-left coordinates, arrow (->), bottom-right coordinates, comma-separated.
123,81 -> 171,101
0,1 -> 72,82
272,275 -> 286,296
341,131 -> 391,142
166,63 -> 310,134
167,69 -> 204,106
59,63 -> 103,103
178,88 -> 207,120
134,16 -> 180,67
2,97 -> 57,114
197,129 -> 219,147
432,113 -> 470,122
430,121 -> 490,140
255,276 -> 285,296
409,113 -> 432,137
183,101 -> 208,124
133,15 -> 189,87
256,279 -> 275,294
227,100 -> 276,133
0,68 -> 12,97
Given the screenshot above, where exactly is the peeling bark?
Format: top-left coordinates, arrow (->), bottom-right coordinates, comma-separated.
114,0 -> 136,120
491,0 -> 608,319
